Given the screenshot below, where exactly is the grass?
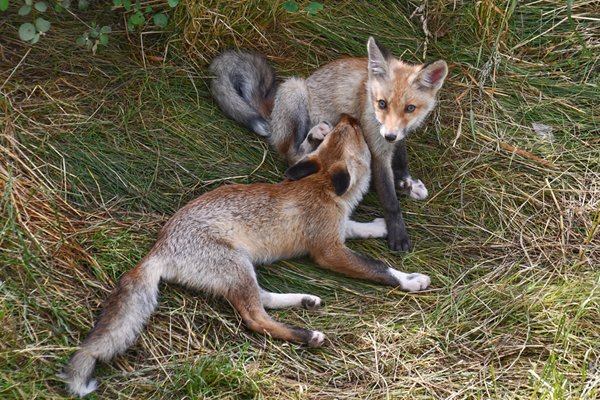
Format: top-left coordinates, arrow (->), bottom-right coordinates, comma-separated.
1,0 -> 599,398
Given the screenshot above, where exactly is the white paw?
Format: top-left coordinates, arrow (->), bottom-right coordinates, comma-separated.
308,330 -> 326,347
389,269 -> 431,292
398,177 -> 428,200
345,218 -> 387,239
370,218 -> 387,237
308,121 -> 333,141
301,295 -> 322,310
362,218 -> 387,238
402,273 -> 431,292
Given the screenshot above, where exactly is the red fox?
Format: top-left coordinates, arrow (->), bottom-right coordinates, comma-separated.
60,116 -> 431,397
210,37 -> 448,252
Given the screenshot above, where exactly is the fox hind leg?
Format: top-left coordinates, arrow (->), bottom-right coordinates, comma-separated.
260,289 -> 322,310
224,262 -> 325,347
297,121 -> 333,156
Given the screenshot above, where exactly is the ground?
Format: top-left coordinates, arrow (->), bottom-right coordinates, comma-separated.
1,1 -> 598,399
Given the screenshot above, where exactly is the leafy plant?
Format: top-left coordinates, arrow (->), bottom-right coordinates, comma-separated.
11,0 -> 52,44
282,1 -> 323,15
53,0 -> 70,12
113,0 -> 178,30
2,0 -> 179,48
76,23 -> 111,54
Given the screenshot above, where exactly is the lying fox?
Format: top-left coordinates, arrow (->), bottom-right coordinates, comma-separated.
60,116 -> 431,397
210,37 -> 448,252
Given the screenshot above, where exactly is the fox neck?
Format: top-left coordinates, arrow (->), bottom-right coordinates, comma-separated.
336,165 -> 371,215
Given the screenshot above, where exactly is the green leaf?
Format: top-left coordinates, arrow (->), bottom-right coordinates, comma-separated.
145,5 -> 151,13
55,0 -> 70,11
76,36 -> 85,46
0,0 -> 9,12
18,4 -> 32,15
282,1 -> 299,12
25,0 -> 32,5
90,28 -> 99,38
167,0 -> 178,7
30,32 -> 40,44
129,11 -> 145,26
78,0 -> 89,10
123,0 -> 131,11
18,23 -> 36,41
100,25 -> 112,34
34,1 -> 47,12
34,17 -> 50,32
99,33 -> 109,46
153,13 -> 167,28
112,0 -> 122,6
304,1 -> 323,15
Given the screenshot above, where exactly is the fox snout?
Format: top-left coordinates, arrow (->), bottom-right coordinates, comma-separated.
379,125 -> 405,142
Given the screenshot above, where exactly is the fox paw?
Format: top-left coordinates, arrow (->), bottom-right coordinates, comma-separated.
389,269 -> 431,292
362,218 -> 387,238
308,331 -> 326,347
301,295 -> 322,310
307,121 -> 333,142
397,177 -> 428,200
402,273 -> 431,292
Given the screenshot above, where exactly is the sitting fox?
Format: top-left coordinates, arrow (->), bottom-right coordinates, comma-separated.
210,37 -> 448,252
60,116 -> 431,397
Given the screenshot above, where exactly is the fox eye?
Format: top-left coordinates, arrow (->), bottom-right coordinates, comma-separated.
378,99 -> 387,110
405,104 -> 416,113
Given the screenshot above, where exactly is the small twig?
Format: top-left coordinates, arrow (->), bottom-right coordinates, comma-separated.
1,48 -> 31,91
497,141 -> 558,169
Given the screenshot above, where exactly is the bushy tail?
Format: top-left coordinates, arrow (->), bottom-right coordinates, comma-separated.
60,258 -> 163,397
209,50 -> 277,137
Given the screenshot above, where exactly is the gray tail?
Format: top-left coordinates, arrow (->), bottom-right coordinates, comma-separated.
209,50 -> 277,137
60,258 -> 162,397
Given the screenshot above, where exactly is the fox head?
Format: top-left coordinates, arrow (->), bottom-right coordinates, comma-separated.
285,115 -> 371,206
366,37 -> 448,143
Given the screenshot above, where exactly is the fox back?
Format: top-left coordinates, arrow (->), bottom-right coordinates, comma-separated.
159,114 -> 371,269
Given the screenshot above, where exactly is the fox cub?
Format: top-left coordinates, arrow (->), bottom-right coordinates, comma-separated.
60,116 -> 431,397
210,37 -> 448,252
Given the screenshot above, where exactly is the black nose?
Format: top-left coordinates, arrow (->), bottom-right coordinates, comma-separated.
384,133 -> 397,142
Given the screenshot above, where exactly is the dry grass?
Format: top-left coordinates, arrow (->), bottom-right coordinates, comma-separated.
1,0 -> 599,399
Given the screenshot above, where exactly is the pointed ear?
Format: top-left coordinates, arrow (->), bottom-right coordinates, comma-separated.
330,163 -> 351,196
417,60 -> 448,91
285,157 -> 320,181
367,37 -> 389,77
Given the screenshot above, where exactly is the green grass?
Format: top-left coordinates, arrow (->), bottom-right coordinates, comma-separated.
1,0 -> 598,399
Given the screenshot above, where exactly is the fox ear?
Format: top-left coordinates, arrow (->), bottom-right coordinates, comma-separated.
285,157 -> 320,181
330,163 -> 351,196
367,37 -> 389,77
417,60 -> 448,91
